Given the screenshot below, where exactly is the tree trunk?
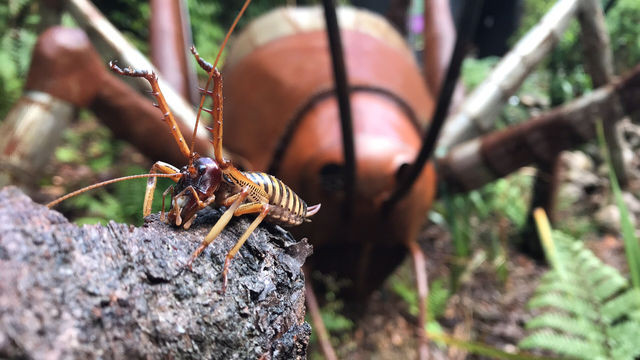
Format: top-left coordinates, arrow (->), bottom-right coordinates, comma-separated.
0,186 -> 312,359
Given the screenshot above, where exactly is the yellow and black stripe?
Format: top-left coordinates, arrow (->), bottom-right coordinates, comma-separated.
223,169 -> 269,204
242,171 -> 308,224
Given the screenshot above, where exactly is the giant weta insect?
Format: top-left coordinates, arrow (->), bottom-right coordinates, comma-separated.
44,3 -> 446,358
46,0 -> 319,291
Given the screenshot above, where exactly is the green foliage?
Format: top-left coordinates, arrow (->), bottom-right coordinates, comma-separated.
390,275 -> 450,327
92,0 -> 151,53
188,0 -> 226,64
0,0 -> 38,118
519,230 -> 640,360
460,57 -> 499,91
55,118 -> 125,172
606,0 -> 640,72
515,0 -> 640,107
429,331 -> 558,360
433,174 -> 531,291
513,0 -> 556,43
53,118 -> 172,226
188,0 -> 304,67
307,273 -> 354,357
437,174 -> 531,258
67,165 -> 173,226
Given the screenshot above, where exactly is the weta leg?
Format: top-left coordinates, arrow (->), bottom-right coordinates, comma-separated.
190,47 -> 224,165
233,202 -> 264,216
186,188 -> 250,268
191,46 -> 214,72
221,191 -> 245,207
110,62 -> 192,158
221,204 -> 270,292
160,185 -> 174,221
144,161 -> 181,217
407,241 -> 430,360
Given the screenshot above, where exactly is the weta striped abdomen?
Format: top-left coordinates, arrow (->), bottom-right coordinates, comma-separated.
242,171 -> 316,226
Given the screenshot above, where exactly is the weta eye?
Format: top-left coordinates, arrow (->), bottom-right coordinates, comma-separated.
198,165 -> 206,174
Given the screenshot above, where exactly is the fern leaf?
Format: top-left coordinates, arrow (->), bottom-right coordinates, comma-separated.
600,288 -> 640,323
519,228 -> 640,359
524,313 -> 603,343
519,331 -> 604,359
608,320 -> 640,360
591,274 -> 628,302
535,276 -> 589,299
528,292 -> 598,321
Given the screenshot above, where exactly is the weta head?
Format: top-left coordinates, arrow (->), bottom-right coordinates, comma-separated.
168,157 -> 222,228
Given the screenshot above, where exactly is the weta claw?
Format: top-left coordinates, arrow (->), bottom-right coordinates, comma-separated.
108,60 -> 121,73
184,254 -> 196,271
184,260 -> 194,272
220,258 -> 232,294
186,243 -> 207,271
109,60 -> 156,81
220,271 -> 229,294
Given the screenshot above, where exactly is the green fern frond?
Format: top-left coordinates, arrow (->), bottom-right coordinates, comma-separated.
609,321 -> 640,360
592,275 -> 627,301
519,229 -> 640,359
527,292 -> 598,320
535,275 -> 589,299
525,313 -> 603,343
519,331 -> 603,359
600,288 -> 640,322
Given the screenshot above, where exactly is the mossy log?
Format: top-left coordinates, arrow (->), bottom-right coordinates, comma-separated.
0,186 -> 312,359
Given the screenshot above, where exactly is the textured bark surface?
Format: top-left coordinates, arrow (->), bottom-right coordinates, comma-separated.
0,186 -> 312,359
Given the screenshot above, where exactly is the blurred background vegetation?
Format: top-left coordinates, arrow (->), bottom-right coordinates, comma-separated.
2,0 -> 640,358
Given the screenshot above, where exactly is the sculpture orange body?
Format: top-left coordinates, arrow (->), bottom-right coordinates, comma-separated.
221,7 -> 437,298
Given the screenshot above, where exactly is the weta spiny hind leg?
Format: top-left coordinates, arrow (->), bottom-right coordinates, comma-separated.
189,47 -> 225,165
109,61 -> 192,158
191,46 -> 214,73
185,187 -> 250,268
221,203 -> 270,293
144,161 -> 181,217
